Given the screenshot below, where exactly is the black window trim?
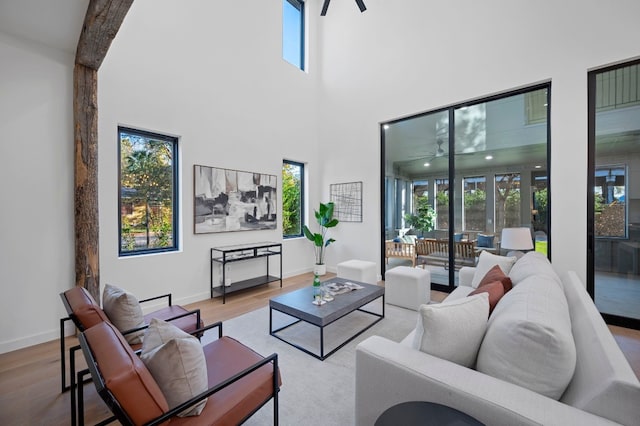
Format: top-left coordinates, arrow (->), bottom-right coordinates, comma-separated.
283,159 -> 305,239
118,126 -> 179,257
284,0 -> 305,71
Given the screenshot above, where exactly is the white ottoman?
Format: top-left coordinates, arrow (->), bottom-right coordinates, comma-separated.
385,266 -> 431,310
337,259 -> 377,285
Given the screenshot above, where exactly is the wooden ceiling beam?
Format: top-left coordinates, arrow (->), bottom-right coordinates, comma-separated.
76,0 -> 133,70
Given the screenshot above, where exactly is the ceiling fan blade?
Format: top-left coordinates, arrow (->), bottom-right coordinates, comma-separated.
355,0 -> 367,12
321,0 -> 331,16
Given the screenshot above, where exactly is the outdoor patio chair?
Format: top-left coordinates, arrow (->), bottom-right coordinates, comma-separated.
76,320 -> 280,426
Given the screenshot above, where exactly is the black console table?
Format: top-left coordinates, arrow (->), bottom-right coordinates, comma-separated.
210,241 -> 282,303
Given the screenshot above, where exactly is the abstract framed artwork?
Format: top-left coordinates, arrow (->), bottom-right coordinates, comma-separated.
330,181 -> 363,222
194,165 -> 277,234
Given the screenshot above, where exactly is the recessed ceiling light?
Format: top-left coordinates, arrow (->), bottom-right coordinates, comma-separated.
485,155 -> 493,160
424,162 -> 430,167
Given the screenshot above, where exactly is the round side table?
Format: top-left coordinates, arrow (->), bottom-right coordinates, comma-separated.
375,401 -> 484,426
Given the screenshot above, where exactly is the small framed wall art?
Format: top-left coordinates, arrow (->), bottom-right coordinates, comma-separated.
330,181 -> 363,222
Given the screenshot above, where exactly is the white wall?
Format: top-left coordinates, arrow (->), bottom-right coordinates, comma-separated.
97,0 -> 321,307
0,32 -> 75,353
317,0 -> 640,282
3,0 -> 640,353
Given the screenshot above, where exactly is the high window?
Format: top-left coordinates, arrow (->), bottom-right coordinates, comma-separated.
119,127 -> 178,256
283,0 -> 304,70
282,160 -> 304,237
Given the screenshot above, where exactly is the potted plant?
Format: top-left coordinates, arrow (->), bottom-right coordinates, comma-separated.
303,201 -> 339,275
404,196 -> 436,237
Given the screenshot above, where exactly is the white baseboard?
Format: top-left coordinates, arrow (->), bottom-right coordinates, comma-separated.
1,271 -> 348,355
0,327 -> 64,355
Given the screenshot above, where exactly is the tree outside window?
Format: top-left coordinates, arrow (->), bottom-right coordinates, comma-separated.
495,173 -> 520,235
119,127 -> 178,255
594,166 -> 626,237
463,176 -> 486,231
435,179 -> 449,229
283,160 -> 304,237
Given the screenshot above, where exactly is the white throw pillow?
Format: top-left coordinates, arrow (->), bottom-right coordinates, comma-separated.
141,318 -> 208,416
470,251 -> 517,288
102,283 -> 146,344
476,275 -> 577,400
411,293 -> 489,367
508,251 -> 562,286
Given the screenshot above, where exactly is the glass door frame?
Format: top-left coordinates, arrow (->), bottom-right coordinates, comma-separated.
587,58 -> 640,330
380,82 -> 552,292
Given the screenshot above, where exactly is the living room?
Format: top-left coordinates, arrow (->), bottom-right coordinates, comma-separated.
1,0 -> 640,424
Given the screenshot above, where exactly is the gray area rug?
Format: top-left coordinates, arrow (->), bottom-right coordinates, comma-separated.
202,301 -> 418,425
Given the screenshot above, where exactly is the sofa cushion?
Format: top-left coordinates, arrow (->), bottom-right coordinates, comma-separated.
471,251 -> 517,288
401,235 -> 418,244
141,319 -> 208,416
476,234 -> 494,248
476,275 -> 576,400
476,264 -> 512,293
411,293 -> 489,367
508,251 -> 561,286
469,281 -> 504,314
102,283 -> 146,345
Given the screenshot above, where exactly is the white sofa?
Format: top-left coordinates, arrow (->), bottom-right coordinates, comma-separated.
356,252 -> 640,425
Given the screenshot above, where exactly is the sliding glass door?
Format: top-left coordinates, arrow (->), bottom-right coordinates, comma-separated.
588,60 -> 640,328
382,84 -> 550,290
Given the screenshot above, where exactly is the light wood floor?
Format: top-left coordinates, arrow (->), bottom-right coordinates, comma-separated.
1,272 -> 639,425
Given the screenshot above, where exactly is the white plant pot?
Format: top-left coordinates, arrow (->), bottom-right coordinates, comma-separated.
314,263 -> 327,276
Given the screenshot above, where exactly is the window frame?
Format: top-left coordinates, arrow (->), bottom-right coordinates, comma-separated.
118,126 -> 179,257
282,159 -> 305,238
282,0 -> 305,71
462,175 -> 487,232
594,165 -> 628,239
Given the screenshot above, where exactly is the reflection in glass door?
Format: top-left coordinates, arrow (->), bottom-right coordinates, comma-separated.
382,84 -> 550,290
589,60 -> 640,326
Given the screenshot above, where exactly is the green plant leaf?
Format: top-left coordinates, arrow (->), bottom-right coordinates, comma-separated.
302,225 -> 315,242
325,219 -> 339,228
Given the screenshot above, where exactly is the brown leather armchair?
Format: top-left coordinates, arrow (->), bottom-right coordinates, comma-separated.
60,286 -> 203,425
77,321 -> 280,425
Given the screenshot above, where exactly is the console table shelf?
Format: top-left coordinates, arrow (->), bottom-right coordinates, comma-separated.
210,241 -> 282,303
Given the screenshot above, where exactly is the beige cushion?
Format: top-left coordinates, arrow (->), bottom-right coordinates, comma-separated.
102,283 -> 146,344
476,275 -> 576,400
471,251 -> 517,288
411,293 -> 489,367
141,318 -> 208,416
